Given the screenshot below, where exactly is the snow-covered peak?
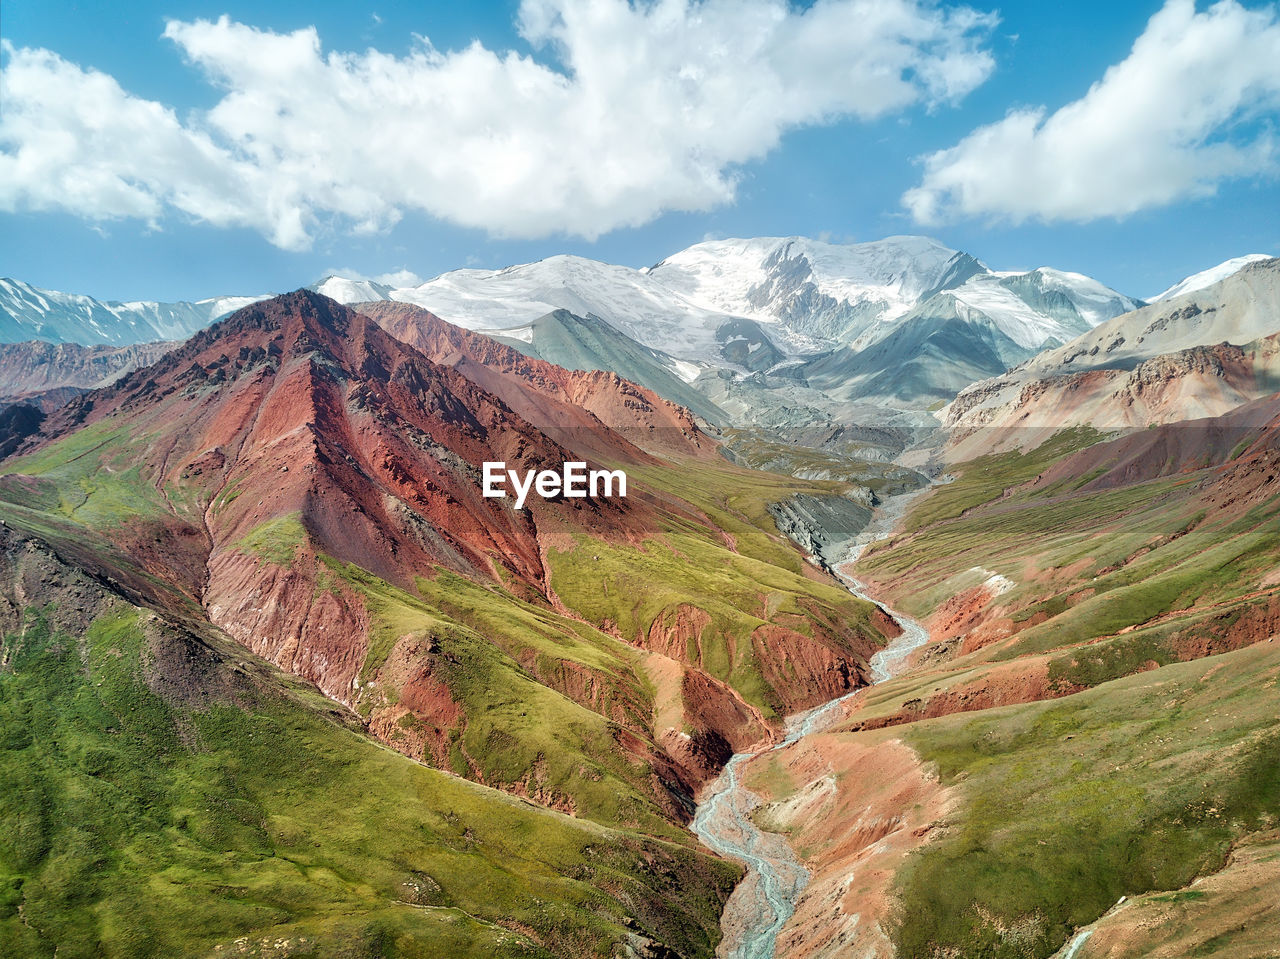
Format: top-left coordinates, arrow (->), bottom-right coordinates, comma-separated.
312,275 -> 393,304
948,276 -> 1081,350
392,255 -> 734,359
650,235 -> 976,323
0,278 -> 268,346
1150,254 -> 1273,302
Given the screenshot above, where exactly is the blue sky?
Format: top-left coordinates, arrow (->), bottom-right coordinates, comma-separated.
1,0 -> 1278,302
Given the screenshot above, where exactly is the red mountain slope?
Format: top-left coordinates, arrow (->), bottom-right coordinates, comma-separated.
7,290 -> 889,832
355,299 -> 713,460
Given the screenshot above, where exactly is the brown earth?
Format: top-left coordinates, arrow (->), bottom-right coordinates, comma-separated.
744,734 -> 952,959
945,334 -> 1280,461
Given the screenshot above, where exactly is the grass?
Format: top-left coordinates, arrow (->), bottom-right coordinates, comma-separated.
0,419 -> 172,529
320,558 -> 684,840
898,426 -> 1105,534
815,427 -> 1280,955
858,426 -> 1280,671
888,641 -> 1280,959
0,601 -> 738,959
548,529 -> 881,716
237,512 -> 308,565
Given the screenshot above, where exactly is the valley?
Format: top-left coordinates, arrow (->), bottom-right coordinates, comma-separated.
1,237 -> 1278,959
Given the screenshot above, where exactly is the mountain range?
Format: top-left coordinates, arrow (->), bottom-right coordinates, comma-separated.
946,256 -> 1280,456
0,277 -> 264,346
3,227 -> 1280,959
329,235 -> 1138,360
10,237 -> 1277,437
1,234 -> 1165,424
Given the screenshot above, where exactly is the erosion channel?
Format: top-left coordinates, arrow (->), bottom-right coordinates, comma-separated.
691,492 -> 932,959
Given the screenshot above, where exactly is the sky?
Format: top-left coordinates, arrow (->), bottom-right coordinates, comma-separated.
1,0 -> 1278,303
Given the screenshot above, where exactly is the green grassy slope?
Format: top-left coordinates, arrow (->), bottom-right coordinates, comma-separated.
891,641 -> 1280,959
825,427 -> 1280,957
323,559 -> 686,838
856,429 -> 1280,697
550,461 -> 891,717
0,591 -> 736,959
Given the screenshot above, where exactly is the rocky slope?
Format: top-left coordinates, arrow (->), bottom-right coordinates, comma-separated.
354,299 -> 722,451
945,258 -> 1280,455
0,338 -> 174,409
488,307 -> 725,424
2,290 -> 893,840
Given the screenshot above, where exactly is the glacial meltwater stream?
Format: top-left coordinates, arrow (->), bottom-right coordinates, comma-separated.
691,493 -> 933,959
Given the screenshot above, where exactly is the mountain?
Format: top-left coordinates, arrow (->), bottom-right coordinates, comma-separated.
5,238 -> 1144,427
0,277 -> 266,346
485,308 -> 725,424
945,257 -> 1280,454
801,298 -> 1021,407
743,398 -> 1280,959
1,290 -> 899,955
1150,253 -> 1273,302
0,339 -> 175,410
313,274 -> 394,302
352,299 -> 721,453
344,253 -> 741,362
648,235 -> 986,347
949,267 -> 1141,349
314,236 -> 1139,378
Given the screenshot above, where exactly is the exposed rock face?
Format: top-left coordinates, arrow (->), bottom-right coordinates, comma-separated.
715,317 -> 786,372
768,493 -> 873,567
0,339 -> 175,409
947,338 -> 1278,459
0,403 -> 43,458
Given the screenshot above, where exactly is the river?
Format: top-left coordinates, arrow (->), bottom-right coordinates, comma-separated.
690,490 -> 933,959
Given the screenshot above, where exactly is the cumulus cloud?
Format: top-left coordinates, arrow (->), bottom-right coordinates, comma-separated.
0,0 -> 996,249
326,267 -> 424,287
903,0 -> 1280,225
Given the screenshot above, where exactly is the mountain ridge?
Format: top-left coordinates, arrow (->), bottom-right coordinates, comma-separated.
944,257 -> 1280,455
0,276 -> 267,346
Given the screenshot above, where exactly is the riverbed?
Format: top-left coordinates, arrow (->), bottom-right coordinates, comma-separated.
690,491 -> 933,958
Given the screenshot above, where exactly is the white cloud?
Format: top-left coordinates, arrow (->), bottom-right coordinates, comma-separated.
376,268 -> 424,287
326,266 -> 424,287
903,0 -> 1280,225
0,0 -> 996,249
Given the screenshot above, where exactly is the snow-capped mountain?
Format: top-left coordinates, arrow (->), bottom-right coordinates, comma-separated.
948,268 -> 1141,352
388,255 -> 737,360
1150,254 -> 1273,302
648,235 -> 985,348
0,278 -> 266,346
317,236 -> 1139,371
4,235 -> 1149,421
312,275 -> 394,304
